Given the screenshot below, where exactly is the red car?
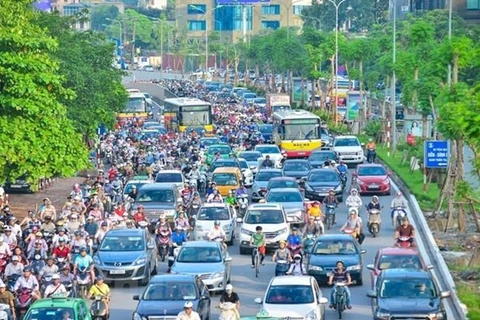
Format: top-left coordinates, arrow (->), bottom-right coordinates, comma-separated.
367,247 -> 431,288
352,164 -> 391,195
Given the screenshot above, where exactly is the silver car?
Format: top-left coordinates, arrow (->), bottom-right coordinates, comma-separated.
265,188 -> 306,226
191,203 -> 236,245
251,169 -> 284,202
171,241 -> 232,292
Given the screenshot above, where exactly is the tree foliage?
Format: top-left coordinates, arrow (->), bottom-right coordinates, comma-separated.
0,0 -> 88,185
90,5 -> 120,31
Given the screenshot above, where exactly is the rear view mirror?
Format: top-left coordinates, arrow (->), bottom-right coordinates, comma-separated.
440,291 -> 451,299
366,290 -> 377,298
361,249 -> 367,254
133,295 -> 140,300
254,298 -> 262,304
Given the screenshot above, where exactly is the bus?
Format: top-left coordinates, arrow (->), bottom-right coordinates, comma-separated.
163,98 -> 213,133
273,109 -> 323,158
117,92 -> 148,119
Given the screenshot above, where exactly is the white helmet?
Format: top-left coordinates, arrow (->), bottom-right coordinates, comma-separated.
184,301 -> 194,308
225,284 -> 233,292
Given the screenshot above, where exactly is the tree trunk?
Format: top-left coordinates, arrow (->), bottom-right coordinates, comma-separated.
429,95 -> 437,139
456,137 -> 466,232
255,63 -> 260,87
359,59 -> 365,128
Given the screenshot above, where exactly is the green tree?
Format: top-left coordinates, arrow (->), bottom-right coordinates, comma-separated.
0,0 -> 88,185
90,5 -> 120,31
35,12 -> 128,139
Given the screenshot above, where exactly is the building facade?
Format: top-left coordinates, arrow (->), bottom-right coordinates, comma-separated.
176,0 -> 311,43
390,0 -> 480,22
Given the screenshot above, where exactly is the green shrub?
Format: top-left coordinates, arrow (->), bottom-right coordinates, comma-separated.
364,120 -> 381,138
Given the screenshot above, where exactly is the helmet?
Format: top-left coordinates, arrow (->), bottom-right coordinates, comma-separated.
3,226 -> 11,232
294,254 -> 302,260
57,227 -> 65,233
101,221 -> 108,227
74,231 -> 82,236
349,208 -> 358,215
35,232 -> 43,237
79,247 -> 87,252
52,274 -> 60,280
225,284 -> 233,292
279,240 -> 286,245
62,265 -> 71,270
23,267 -> 32,273
59,238 -> 65,243
184,301 -> 194,308
214,220 -> 220,226
11,256 -> 19,262
47,256 -> 55,261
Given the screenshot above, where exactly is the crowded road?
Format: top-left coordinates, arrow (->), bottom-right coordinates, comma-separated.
109,175 -> 407,320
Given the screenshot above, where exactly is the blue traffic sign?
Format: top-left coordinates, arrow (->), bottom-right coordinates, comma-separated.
424,140 -> 449,168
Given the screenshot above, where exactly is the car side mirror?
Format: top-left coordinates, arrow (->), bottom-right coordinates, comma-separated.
361,143 -> 365,147
133,295 -> 140,300
440,291 -> 451,299
426,265 -> 433,270
366,290 -> 377,298
319,297 -> 328,304
367,264 -> 375,271
387,171 -> 392,176
236,218 -> 243,223
304,198 -> 310,201
225,256 -> 232,263
352,172 -> 357,177
361,249 -> 367,254
254,298 -> 262,304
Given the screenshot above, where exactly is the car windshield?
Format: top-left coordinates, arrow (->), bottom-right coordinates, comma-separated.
309,152 -> 336,162
266,192 -> 302,203
198,207 -> 230,220
245,210 -> 284,224
258,125 -> 272,133
255,98 -> 267,104
143,131 -> 160,139
99,236 -> 145,252
378,254 -> 422,270
124,182 -> 148,195
212,173 -> 238,186
312,240 -> 358,255
144,122 -> 159,129
240,152 -> 261,162
177,246 -> 222,263
156,173 -> 183,183
201,139 -> 219,146
265,285 -> 314,304
25,307 -> 75,320
268,180 -> 298,189
357,167 -> 387,176
334,138 -> 360,147
379,279 -> 437,299
142,282 -> 197,300
239,160 -> 248,169
137,190 -> 175,203
256,171 -> 282,181
284,162 -> 310,171
256,146 -> 280,154
209,146 -> 231,154
308,172 -> 339,182
244,93 -> 257,99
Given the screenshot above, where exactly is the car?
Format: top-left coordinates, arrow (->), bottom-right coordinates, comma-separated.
254,276 -> 328,319
142,129 -> 161,139
155,169 -> 185,190
307,234 -> 366,285
191,203 -> 236,245
143,65 -> 154,72
251,169 -> 284,202
266,177 -> 303,193
23,297 -> 92,320
253,97 -> 267,108
143,121 -> 162,129
257,124 -> 273,142
132,274 -> 211,320
147,125 -> 167,134
367,247 -> 430,288
254,144 -> 283,168
307,149 -> 339,169
264,188 -> 306,226
206,144 -> 233,165
238,203 -> 291,254
200,137 -> 221,149
93,228 -> 157,285
366,269 -> 450,320
3,174 -> 35,193
123,179 -> 152,200
352,164 -> 391,195
281,159 -> 312,179
238,158 -> 254,187
238,151 -> 262,175
171,241 -> 232,292
302,168 -> 344,202
332,135 -> 365,166
131,183 -> 181,227
207,158 -> 241,181
319,126 -> 333,147
243,92 -> 257,104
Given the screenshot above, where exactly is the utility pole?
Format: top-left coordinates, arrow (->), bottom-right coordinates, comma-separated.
390,0 -> 397,153
131,19 -> 137,68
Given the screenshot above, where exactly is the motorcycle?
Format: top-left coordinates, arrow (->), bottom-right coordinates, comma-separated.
41,274 -> 53,294
237,194 -> 249,218
367,148 -> 376,163
90,295 -> 108,320
7,275 -> 20,293
30,254 -> 45,276
0,303 -> 9,320
303,234 -> 316,258
62,281 -> 75,298
339,172 -> 347,187
325,205 -> 336,230
367,209 -> 382,238
56,257 -> 68,270
15,288 -> 34,319
274,258 -> 290,276
332,282 -> 348,319
393,207 -> 407,227
315,217 -> 325,235
156,231 -> 170,262
137,221 -> 149,229
397,236 -> 413,248
218,302 -> 239,320
168,243 -> 183,263
287,244 -> 302,258
76,266 -> 91,299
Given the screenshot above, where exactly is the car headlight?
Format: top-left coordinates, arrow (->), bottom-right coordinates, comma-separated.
383,178 -> 390,184
357,151 -> 363,156
134,257 -> 147,265
334,185 -> 343,192
305,309 -> 317,320
212,271 -> 224,279
241,228 -> 253,236
347,264 -> 361,271
308,265 -> 323,271
93,256 -> 101,265
275,227 -> 288,236
133,312 -> 148,320
428,312 -> 445,319
375,311 -> 390,319
357,179 -> 365,185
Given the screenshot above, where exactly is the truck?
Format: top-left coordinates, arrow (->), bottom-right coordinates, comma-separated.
266,93 -> 291,118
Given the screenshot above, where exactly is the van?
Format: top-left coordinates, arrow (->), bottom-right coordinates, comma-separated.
211,167 -> 243,196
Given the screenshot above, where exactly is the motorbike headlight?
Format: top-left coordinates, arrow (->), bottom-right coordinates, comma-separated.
134,257 -> 147,265
305,309 -> 317,320
308,265 -> 322,271
133,312 -> 148,320
241,228 -> 253,236
346,264 -> 361,271
212,271 -> 224,279
93,256 -> 101,265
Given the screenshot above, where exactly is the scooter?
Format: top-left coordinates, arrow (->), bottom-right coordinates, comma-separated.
90,295 -> 109,320
393,207 -> 407,227
237,194 -> 249,218
218,302 -> 239,320
367,149 -> 376,163
156,231 -> 170,262
56,257 -> 68,271
367,208 -> 382,238
287,244 -> 302,258
325,205 -> 336,230
76,266 -> 91,299
41,274 -> 53,295
7,275 -> 20,293
332,282 -> 348,319
15,288 -> 34,320
62,281 -> 74,298
397,236 -> 413,248
303,234 -> 316,258
314,217 -> 325,235
274,259 -> 290,276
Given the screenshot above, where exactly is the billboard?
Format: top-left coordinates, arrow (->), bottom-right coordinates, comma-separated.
34,0 -> 51,11
346,91 -> 364,121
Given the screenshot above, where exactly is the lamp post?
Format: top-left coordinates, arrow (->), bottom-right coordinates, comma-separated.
286,0 -> 307,40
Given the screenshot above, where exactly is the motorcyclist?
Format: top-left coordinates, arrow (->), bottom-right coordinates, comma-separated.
2,226 -> 16,248
340,209 -> 362,239
40,216 -> 56,234
175,212 -> 190,232
345,189 -> 362,209
337,160 -> 348,174
133,206 -> 148,224
127,185 -> 139,201
366,138 -> 377,162
286,228 -> 302,256
250,226 -> 266,268
59,265 -> 75,284
302,216 -> 322,236
14,267 -> 40,300
390,191 -> 408,224
188,164 -> 201,188
234,183 -> 248,198
328,261 -> 352,309
167,226 -> 188,273
261,155 -> 274,168
73,247 -> 95,283
225,190 -> 237,208
395,217 -> 416,247
43,274 -> 67,298
280,151 -> 287,167
176,301 -> 201,320
40,257 -> 59,277
52,239 -> 71,261
208,221 -> 226,243
272,240 -> 292,263
219,284 -> 241,315
88,276 -> 110,317
52,227 -> 70,248
286,254 -> 307,276
367,196 -> 381,211
70,231 -> 86,259
4,255 -> 24,278
207,189 -> 223,203
322,190 -> 339,225
307,201 -> 323,219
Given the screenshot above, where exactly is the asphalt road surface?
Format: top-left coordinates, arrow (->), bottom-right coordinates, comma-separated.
109,175 -> 410,320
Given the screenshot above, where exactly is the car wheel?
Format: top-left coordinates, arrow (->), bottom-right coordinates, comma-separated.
226,232 -> 234,246
239,246 -> 248,255
151,262 -> 158,275
141,265 -> 151,286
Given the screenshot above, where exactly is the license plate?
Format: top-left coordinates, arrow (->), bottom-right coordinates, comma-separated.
10,185 -> 22,189
369,184 -> 379,188
110,270 -> 125,275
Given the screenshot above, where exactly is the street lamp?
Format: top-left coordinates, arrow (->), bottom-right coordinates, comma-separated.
286,0 -> 308,40
297,14 -> 322,29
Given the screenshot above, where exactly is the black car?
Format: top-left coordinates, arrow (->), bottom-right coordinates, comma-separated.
366,269 -> 450,320
281,159 -> 312,180
133,274 -> 211,320
302,168 -> 344,202
3,175 -> 34,193
308,149 -> 339,169
307,234 -> 366,285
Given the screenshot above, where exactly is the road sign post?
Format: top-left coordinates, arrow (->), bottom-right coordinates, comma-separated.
423,140 -> 449,191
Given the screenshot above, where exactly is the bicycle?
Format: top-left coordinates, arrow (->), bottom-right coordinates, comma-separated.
252,246 -> 261,278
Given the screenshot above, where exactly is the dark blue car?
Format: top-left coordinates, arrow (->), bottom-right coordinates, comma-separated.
257,124 -> 273,142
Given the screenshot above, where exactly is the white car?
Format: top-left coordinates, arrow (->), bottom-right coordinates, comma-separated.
332,135 -> 365,166
237,158 -> 254,187
155,170 -> 185,190
237,203 -> 291,254
255,276 -> 328,319
191,203 -> 236,245
254,144 -> 283,168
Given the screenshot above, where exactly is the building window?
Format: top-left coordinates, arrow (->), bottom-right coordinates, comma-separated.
261,5 -> 280,15
63,6 -> 79,16
293,5 -> 306,15
467,0 -> 480,9
214,5 -> 252,31
187,4 -> 206,14
188,20 -> 206,31
262,20 -> 280,29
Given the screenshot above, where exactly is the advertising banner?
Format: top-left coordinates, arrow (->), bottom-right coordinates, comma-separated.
346,91 -> 362,121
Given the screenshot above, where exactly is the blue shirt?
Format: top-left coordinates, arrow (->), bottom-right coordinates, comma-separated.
74,255 -> 93,269
337,165 -> 348,174
287,234 -> 302,246
171,231 -> 187,245
235,188 -> 248,197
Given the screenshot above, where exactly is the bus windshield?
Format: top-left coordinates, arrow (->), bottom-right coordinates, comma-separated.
125,97 -> 146,112
282,123 -> 319,140
180,106 -> 211,126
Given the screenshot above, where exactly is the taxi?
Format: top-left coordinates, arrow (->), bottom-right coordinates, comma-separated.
23,297 -> 91,320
